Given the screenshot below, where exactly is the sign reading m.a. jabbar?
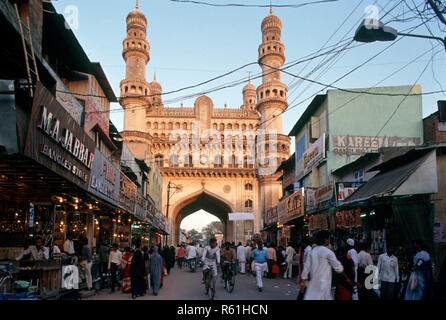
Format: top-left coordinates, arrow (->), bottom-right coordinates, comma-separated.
25,83 -> 96,190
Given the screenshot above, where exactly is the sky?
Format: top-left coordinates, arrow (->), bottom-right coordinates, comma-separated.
52,0 -> 446,228
180,210 -> 220,232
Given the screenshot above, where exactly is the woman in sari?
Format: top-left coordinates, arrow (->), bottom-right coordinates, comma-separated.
121,247 -> 133,293
405,239 -> 434,300
334,246 -> 355,300
130,239 -> 146,299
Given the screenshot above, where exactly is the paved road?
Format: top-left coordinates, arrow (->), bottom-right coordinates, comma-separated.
88,265 -> 299,300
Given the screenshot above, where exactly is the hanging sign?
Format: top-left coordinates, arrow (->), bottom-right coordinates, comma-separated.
25,83 -> 95,190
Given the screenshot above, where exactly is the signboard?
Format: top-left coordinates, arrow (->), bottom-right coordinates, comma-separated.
332,135 -> 420,155
277,199 -> 287,222
306,184 -> 337,214
25,83 -> 95,191
279,189 -> 305,224
337,182 -> 365,203
434,222 -> 446,243
88,149 -> 120,206
120,173 -> 137,214
265,206 -> 278,226
303,134 -> 325,174
305,188 -> 316,212
228,213 -> 255,221
134,191 -> 147,221
336,209 -> 362,228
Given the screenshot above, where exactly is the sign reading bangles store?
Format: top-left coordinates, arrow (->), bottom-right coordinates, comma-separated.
25,83 -> 96,191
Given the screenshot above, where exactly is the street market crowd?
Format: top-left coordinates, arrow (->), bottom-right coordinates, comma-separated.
13,232 -> 446,300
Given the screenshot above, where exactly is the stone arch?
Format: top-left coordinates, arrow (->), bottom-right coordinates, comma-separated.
172,189 -> 234,244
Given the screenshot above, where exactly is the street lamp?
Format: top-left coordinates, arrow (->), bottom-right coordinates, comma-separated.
166,181 -> 182,219
354,19 -> 446,51
165,181 -> 182,246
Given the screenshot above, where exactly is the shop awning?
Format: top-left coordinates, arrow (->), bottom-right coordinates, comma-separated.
341,148 -> 437,206
261,224 -> 278,232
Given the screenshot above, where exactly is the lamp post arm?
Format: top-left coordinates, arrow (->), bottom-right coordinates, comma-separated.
398,32 -> 446,51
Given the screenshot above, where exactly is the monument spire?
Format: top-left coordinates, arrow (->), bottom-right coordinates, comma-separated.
136,0 -> 139,9
270,0 -> 272,14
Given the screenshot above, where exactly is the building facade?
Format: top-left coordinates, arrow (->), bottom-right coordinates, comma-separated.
119,4 -> 290,245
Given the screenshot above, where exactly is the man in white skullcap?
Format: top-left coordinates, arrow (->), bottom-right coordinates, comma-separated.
347,238 -> 359,300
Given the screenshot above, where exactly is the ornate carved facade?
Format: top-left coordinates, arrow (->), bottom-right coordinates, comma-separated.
120,3 -> 290,245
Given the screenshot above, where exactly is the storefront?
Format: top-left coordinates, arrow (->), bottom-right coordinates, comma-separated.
0,83 -> 102,299
280,188 -> 305,246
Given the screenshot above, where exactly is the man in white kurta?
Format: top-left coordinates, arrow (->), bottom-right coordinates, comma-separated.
301,231 -> 344,300
237,243 -> 247,273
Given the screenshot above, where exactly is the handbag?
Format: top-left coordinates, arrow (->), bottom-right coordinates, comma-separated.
410,272 -> 418,291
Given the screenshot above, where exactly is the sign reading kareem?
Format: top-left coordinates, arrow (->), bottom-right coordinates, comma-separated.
332,135 -> 420,155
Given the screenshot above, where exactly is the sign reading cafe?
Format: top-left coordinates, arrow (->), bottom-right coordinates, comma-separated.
25,84 -> 96,190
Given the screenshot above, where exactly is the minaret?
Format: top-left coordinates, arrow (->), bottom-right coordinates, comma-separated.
120,1 -> 151,133
119,2 -> 152,159
256,7 -> 287,132
242,75 -> 257,112
256,8 -> 291,229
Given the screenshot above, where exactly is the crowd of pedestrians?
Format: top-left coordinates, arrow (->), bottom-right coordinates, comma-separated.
98,234 -> 445,300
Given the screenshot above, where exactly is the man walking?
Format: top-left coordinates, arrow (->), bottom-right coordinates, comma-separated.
177,244 -> 185,269
300,231 -> 349,300
251,242 -> 269,292
266,243 -> 277,278
237,242 -> 247,274
108,243 -> 122,293
377,246 -> 399,300
347,238 -> 359,300
284,243 -> 296,279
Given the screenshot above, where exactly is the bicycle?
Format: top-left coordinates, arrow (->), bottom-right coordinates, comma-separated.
203,264 -> 216,300
222,261 -> 235,293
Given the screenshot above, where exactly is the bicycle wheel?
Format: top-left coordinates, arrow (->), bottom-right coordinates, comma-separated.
227,272 -> 235,293
209,276 -> 215,300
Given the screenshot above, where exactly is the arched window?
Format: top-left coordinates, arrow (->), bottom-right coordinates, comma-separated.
175,122 -> 180,129
155,154 -> 164,168
154,122 -> 158,129
182,122 -> 187,129
280,90 -> 284,97
168,122 -> 173,130
266,90 -> 270,97
273,89 -> 278,96
245,199 -> 253,208
227,123 -> 232,130
260,92 -> 264,99
242,124 -> 247,131
249,124 -> 253,130
245,183 -> 253,191
219,123 -> 225,131
161,122 -> 166,129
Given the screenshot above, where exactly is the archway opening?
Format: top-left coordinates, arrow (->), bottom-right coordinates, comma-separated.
179,210 -> 223,245
172,191 -> 233,245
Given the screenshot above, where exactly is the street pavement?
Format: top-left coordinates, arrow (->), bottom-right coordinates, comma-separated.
87,265 -> 299,300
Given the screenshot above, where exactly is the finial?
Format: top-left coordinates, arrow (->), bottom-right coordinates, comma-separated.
248,72 -> 251,83
154,72 -> 156,81
270,0 -> 272,14
136,0 -> 139,9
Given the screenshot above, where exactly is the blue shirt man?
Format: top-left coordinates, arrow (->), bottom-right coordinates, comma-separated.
252,248 -> 269,263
